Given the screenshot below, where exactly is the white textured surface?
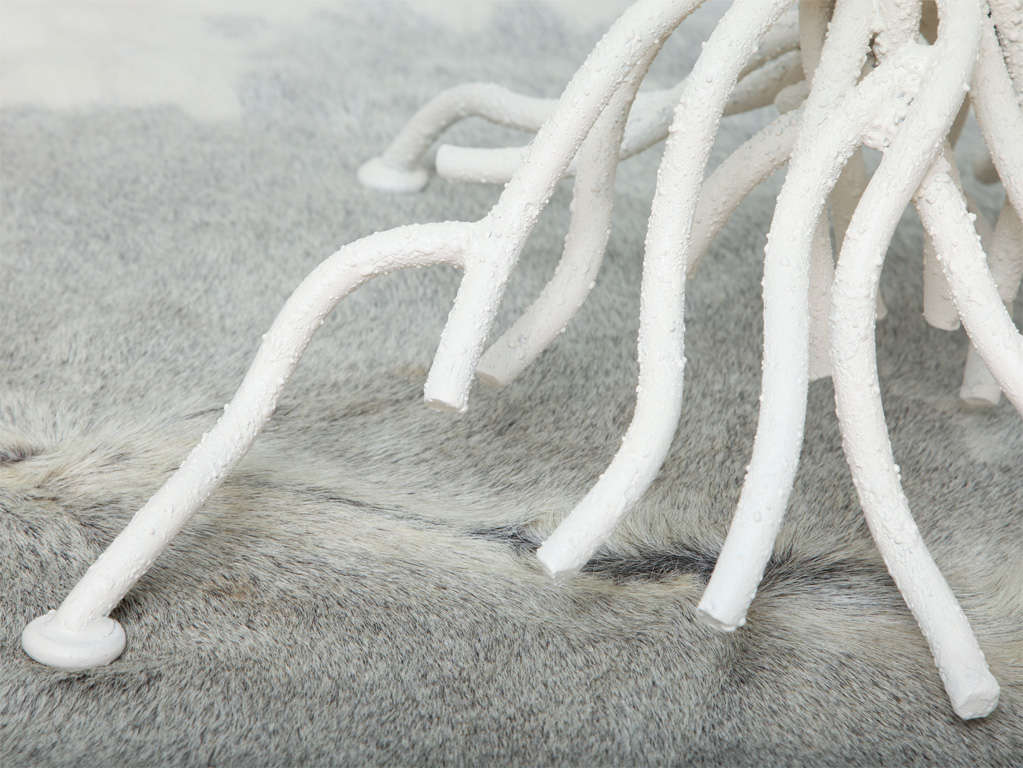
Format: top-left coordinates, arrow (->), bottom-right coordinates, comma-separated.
3,0 -> 1022,759
538,0 -> 796,576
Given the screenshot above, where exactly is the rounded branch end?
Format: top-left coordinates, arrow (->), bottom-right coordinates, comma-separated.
949,676 -> 1000,720
423,396 -> 466,415
536,540 -> 586,580
476,350 -> 517,388
22,611 -> 126,670
357,157 -> 430,193
694,599 -> 746,633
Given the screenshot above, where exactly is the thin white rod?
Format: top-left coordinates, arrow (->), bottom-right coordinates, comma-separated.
798,0 -> 835,383
896,154 -> 1015,709
482,107 -> 800,387
970,15 -> 1023,297
739,5 -> 800,78
36,223 -> 472,640
958,15 -> 1023,406
922,143 -> 965,331
971,20 -> 1023,224
961,341 -> 1004,408
696,0 -> 877,631
727,49 -> 805,113
358,84 -> 554,192
536,0 -> 799,577
828,0 -> 998,720
687,110 -> 800,274
957,183 -> 1003,409
435,54 -> 806,187
988,203 -> 1023,306
919,99 -> 971,331
795,0 -> 830,78
423,0 -> 706,413
831,152 -> 887,320
476,46 -> 659,387
808,216 -> 835,381
989,0 -> 1023,86
372,9 -> 798,190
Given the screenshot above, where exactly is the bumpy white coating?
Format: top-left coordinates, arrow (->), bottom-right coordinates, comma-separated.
476,47 -> 661,386
686,110 -> 801,275
434,46 -> 806,187
831,150 -> 888,320
955,16 -> 1023,406
799,0 -> 836,384
922,232 -> 961,330
919,156 -> 1023,414
971,14 -> 1023,296
23,222 -> 472,663
697,0 -> 877,631
25,0 -> 1023,725
828,0 -> 999,719
482,106 -> 801,386
422,0 -> 706,413
808,216 -> 835,381
536,0 -> 799,577
921,142 -> 982,332
373,16 -> 798,191
358,83 -> 553,192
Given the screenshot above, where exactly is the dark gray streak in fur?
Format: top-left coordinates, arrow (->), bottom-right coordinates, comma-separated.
1,1 -> 1021,765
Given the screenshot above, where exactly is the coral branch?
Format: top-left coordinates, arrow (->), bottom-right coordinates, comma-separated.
828,0 -> 998,720
22,222 -> 473,669
23,0 -> 1021,724
475,46 -> 658,386
697,0 -> 878,631
358,84 -> 553,192
918,157 -> 1023,417
435,51 -> 806,186
423,0 -> 705,413
687,110 -> 800,274
536,0 -> 799,577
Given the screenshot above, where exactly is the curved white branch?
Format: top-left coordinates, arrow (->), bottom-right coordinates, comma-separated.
988,203 -> 1023,306
828,0 -> 998,721
423,0 -> 706,413
971,21 -> 1023,226
989,0 -> 1023,88
436,52 -> 807,186
687,110 -> 801,274
970,16 -> 1023,290
358,83 -> 554,192
740,4 -> 800,78
922,143 -> 967,331
476,46 -> 659,387
480,105 -> 802,387
831,150 -> 888,320
797,0 -> 834,383
536,0 -> 800,578
366,7 -> 799,191
957,184 -> 1006,410
697,0 -> 881,631
958,15 -> 1023,406
22,222 -> 474,668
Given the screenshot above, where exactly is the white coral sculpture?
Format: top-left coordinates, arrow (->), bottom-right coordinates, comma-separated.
23,0 -> 1023,721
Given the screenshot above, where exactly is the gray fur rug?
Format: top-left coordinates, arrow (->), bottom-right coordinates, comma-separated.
1,1 -> 1021,765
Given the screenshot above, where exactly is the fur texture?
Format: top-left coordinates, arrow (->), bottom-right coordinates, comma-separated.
1,1 -> 1021,765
